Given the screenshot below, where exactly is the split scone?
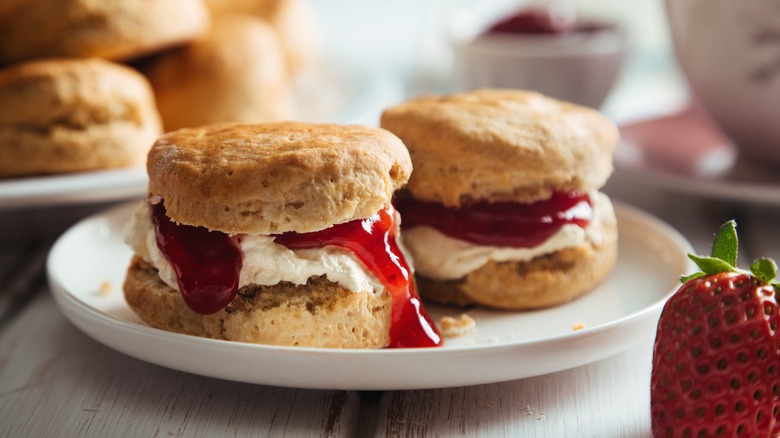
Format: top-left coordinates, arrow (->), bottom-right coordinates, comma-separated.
123,122 -> 442,349
380,89 -> 619,310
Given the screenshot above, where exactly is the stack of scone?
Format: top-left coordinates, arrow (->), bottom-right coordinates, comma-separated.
381,89 -> 619,310
123,122 -> 442,349
0,0 -> 318,178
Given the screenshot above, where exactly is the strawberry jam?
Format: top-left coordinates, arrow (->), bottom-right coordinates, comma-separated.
395,192 -> 592,248
151,201 -> 442,348
274,204 -> 442,348
486,8 -> 608,35
151,202 -> 243,315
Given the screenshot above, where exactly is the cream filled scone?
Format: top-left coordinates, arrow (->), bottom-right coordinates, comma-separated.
123,122 -> 442,349
380,89 -> 619,310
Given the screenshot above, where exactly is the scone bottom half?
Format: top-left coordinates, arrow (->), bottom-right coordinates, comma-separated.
383,89 -> 620,310
124,122 -> 442,349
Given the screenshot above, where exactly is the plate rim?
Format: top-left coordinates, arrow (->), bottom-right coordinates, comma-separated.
0,167 -> 148,210
47,200 -> 694,389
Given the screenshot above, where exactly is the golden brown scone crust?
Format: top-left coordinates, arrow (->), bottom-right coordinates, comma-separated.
416,223 -> 618,309
124,257 -> 391,348
147,122 -> 412,234
0,0 -> 210,65
205,0 -> 318,72
0,58 -> 162,177
380,89 -> 619,207
141,14 -> 292,132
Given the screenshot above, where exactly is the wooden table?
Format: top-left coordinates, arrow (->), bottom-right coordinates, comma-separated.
3,169 -> 778,437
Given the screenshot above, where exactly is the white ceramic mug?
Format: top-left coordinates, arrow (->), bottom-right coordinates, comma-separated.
666,0 -> 780,163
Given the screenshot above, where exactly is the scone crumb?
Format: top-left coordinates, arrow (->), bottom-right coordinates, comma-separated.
439,314 -> 476,337
572,321 -> 587,331
97,281 -> 113,296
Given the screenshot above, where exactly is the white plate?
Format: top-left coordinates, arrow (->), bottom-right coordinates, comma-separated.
47,201 -> 693,390
0,167 -> 148,210
615,106 -> 780,205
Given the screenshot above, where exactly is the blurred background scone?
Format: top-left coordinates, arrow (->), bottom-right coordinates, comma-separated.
139,14 -> 293,132
0,58 -> 162,178
205,0 -> 319,73
0,0 -> 210,65
381,89 -> 619,310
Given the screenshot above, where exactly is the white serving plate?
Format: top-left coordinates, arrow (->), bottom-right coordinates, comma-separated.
47,201 -> 693,390
0,167 -> 148,210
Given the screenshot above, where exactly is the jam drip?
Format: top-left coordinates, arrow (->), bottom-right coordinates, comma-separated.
395,192 -> 593,248
151,202 -> 243,315
274,205 -> 442,348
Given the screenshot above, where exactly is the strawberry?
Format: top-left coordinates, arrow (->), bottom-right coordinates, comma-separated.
651,220 -> 780,438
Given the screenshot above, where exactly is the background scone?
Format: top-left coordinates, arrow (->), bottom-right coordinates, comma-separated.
205,0 -> 318,73
123,122 -> 442,349
381,89 -> 619,309
0,0 -> 210,65
140,14 -> 292,132
0,58 -> 162,177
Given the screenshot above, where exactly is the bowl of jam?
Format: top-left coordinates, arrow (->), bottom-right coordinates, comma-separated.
450,6 -> 626,109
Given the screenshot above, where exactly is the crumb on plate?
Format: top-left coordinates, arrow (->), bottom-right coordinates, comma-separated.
97,280 -> 113,296
572,321 -> 586,331
439,314 -> 476,337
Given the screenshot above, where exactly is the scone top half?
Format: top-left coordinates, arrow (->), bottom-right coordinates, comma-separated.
380,88 -> 618,206
148,122 -> 411,234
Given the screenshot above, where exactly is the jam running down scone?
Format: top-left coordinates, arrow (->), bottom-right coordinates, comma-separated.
123,122 -> 442,349
380,89 -> 619,310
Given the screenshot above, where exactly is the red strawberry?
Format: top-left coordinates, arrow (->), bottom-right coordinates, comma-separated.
651,220 -> 780,438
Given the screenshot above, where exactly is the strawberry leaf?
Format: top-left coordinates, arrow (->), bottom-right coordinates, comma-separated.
680,271 -> 705,283
688,253 -> 736,275
711,219 -> 738,266
750,258 -> 778,284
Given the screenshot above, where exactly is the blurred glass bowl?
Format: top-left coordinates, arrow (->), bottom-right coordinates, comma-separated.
449,6 -> 627,109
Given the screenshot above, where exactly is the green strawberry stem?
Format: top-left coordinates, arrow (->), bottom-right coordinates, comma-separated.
681,219 -> 780,288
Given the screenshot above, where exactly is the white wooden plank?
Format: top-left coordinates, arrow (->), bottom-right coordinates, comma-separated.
0,292 -> 362,438
374,340 -> 654,438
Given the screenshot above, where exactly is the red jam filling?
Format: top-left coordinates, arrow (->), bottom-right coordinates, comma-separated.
395,192 -> 592,248
151,202 -> 243,315
151,202 -> 442,348
274,204 -> 442,348
486,8 -> 607,35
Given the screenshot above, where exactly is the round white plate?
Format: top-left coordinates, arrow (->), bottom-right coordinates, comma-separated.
47,201 -> 693,390
615,106 -> 780,205
0,167 -> 147,210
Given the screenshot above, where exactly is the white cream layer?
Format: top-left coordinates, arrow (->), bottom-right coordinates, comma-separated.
402,192 -> 616,280
123,202 -> 386,294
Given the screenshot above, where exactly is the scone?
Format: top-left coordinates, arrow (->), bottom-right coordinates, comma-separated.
0,58 -> 162,177
380,89 -> 619,310
0,0 -> 210,65
205,0 -> 318,73
139,14 -> 292,132
123,122 -> 442,349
